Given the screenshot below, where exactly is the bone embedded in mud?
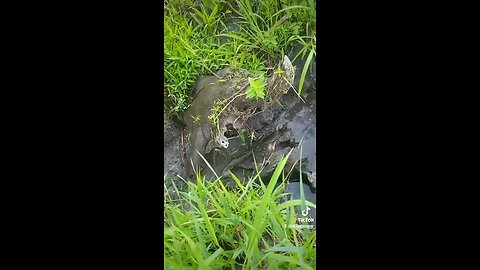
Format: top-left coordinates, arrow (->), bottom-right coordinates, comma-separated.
283,55 -> 293,70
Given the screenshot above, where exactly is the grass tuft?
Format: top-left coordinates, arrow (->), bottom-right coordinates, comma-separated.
164,0 -> 316,117
164,153 -> 316,269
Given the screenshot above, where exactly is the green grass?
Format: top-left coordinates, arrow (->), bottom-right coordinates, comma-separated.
164,0 -> 316,117
164,152 -> 316,269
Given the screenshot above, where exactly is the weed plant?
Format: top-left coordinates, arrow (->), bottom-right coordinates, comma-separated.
164,152 -> 316,269
164,0 -> 316,117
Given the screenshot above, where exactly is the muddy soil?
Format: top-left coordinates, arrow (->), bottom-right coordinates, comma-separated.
164,52 -> 316,197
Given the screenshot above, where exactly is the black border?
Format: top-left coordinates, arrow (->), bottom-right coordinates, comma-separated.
9,0 -> 465,268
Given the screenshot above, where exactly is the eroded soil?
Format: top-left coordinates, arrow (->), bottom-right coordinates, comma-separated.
164,53 -> 316,197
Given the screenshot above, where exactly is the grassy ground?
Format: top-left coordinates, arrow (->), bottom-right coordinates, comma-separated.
164,0 -> 316,117
164,152 -> 316,269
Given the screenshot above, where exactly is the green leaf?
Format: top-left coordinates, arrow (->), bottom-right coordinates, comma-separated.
298,49 -> 314,97
246,75 -> 266,100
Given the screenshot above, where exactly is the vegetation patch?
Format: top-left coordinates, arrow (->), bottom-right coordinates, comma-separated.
164,0 -> 316,117
164,152 -> 316,269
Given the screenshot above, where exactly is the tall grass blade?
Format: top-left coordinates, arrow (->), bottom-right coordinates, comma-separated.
246,149 -> 293,266
269,5 -> 310,22
298,49 -> 314,97
205,247 -> 224,265
196,150 -> 219,179
277,199 -> 316,211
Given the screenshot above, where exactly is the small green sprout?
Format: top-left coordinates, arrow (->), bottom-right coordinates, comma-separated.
246,75 -> 266,100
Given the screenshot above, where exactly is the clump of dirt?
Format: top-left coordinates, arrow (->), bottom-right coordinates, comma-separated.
181,56 -> 296,180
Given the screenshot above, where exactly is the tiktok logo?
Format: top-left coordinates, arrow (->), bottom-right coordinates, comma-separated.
302,206 -> 311,216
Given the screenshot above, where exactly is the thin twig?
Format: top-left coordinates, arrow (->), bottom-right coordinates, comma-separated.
283,76 -> 306,103
179,128 -> 185,164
